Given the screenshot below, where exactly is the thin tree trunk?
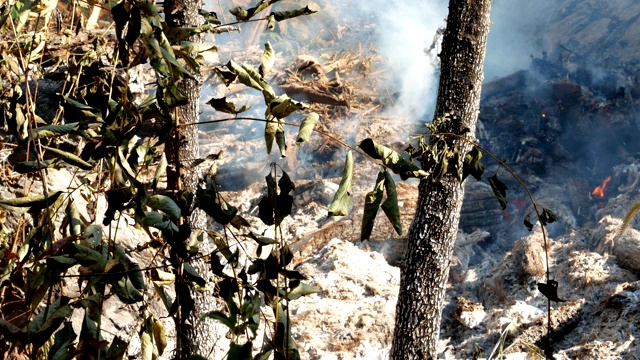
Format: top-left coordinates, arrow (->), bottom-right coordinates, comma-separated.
390,1 -> 493,359
163,0 -> 222,358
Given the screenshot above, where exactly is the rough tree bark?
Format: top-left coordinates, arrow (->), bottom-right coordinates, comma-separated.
163,0 -> 221,358
390,1 -> 493,359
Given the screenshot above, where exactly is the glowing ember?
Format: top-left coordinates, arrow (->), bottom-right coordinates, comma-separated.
592,176 -> 611,198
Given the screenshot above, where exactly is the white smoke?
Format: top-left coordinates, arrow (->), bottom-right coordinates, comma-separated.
355,0 -> 546,119
354,0 -> 448,120
485,0 -> 548,81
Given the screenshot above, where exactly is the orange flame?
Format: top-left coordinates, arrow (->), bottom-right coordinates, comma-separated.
592,176 -> 611,198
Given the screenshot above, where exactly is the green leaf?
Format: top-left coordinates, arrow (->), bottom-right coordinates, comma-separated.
64,97 -> 103,122
227,60 -> 263,91
112,1 -> 141,48
183,263 -> 207,286
163,83 -> 189,108
230,0 -> 278,21
152,318 -> 167,355
148,35 -> 171,73
488,174 -> 508,210
199,9 -> 221,25
14,159 -> 64,173
42,145 -> 94,170
137,211 -> 179,232
278,170 -> 295,195
261,82 -> 276,104
153,283 -> 174,314
251,234 -> 276,245
266,14 -> 277,30
381,171 -> 402,236
152,152 -> 167,189
270,6 -> 317,21
287,281 -> 321,300
83,225 -> 102,248
229,6 -> 249,21
0,318 -> 25,343
0,191 -> 63,210
206,97 -> 250,115
228,341 -> 253,360
540,207 -> 557,226
248,259 -> 265,275
79,301 -> 102,354
430,142 -> 450,182
240,295 -> 261,329
164,24 -> 217,43
145,195 -> 181,220
463,147 -> 484,181
264,117 -> 280,155
200,198 -> 238,225
27,296 -> 72,349
268,95 -> 307,120
109,249 -> 146,304
447,148 -> 462,182
280,245 -> 294,267
173,48 -> 201,72
105,337 -> 128,360
524,212 -> 534,231
296,112 -> 319,144
115,246 -> 146,290
47,255 -> 79,268
181,41 -> 219,63
357,138 -> 428,180
328,151 -> 353,217
281,269 -> 307,280
201,310 -> 235,330
230,215 -> 251,229
259,42 -> 275,79
242,64 -> 265,87
66,200 -> 84,236
159,44 -> 194,80
274,302 -> 301,360
141,332 -> 153,360
214,66 -> 238,86
266,173 -> 278,200
15,104 -> 28,140
31,123 -> 81,140
113,276 -> 144,304
103,188 -> 131,225
361,172 -> 385,241
275,124 -> 286,157
47,321 -> 76,360
255,346 -> 274,360
275,193 -> 293,225
66,243 -> 106,271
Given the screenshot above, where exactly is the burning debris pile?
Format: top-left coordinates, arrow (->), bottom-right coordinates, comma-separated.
592,176 -> 611,199
437,6 -> 640,355
461,39 -> 640,243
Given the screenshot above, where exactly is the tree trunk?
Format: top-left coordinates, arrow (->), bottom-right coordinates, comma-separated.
390,1 -> 493,359
163,0 -> 222,358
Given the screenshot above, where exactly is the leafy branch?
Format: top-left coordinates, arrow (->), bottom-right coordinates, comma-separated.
0,0 -> 322,358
